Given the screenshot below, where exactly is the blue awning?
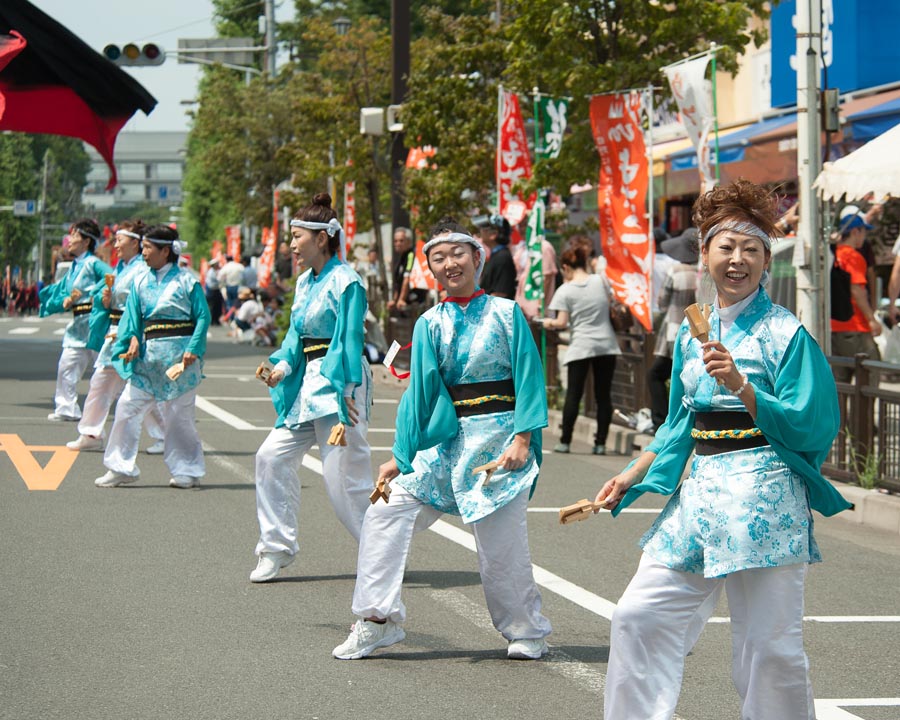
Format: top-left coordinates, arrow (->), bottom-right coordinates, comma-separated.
846,95 -> 900,142
668,114 -> 797,172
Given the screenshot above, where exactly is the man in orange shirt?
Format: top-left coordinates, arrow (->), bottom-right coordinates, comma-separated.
831,205 -> 881,382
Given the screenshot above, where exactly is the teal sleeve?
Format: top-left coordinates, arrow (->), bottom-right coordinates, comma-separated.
39,280 -> 68,317
88,259 -> 114,291
321,282 -> 366,425
612,326 -> 695,516
186,282 -> 210,357
755,328 -> 852,516
111,283 -> 144,381
86,285 -> 112,352
392,315 -> 458,474
267,306 -> 305,428
510,304 -> 547,464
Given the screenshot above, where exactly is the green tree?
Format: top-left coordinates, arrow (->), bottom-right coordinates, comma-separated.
0,134 -> 39,274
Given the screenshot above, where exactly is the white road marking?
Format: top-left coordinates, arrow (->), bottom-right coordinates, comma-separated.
53,328 -> 66,335
195,396 -> 257,430
8,327 -> 39,335
815,698 -> 900,719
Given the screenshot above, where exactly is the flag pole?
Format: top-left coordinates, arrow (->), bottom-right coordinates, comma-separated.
496,85 -> 504,216
531,86 -> 547,376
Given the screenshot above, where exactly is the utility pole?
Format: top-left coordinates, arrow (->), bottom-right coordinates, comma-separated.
795,0 -> 826,348
390,0 -> 410,236
38,149 -> 50,282
264,0 -> 276,77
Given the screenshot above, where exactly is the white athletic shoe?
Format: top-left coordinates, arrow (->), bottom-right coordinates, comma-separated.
332,620 -> 406,660
249,551 -> 295,582
48,412 -> 79,422
168,476 -> 199,489
66,435 -> 104,451
507,638 -> 549,660
145,440 -> 165,455
94,470 -> 139,488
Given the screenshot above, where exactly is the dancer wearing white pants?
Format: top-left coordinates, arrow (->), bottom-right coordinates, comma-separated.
596,180 -> 853,719
334,222 -> 551,661
252,193 -> 373,583
95,224 -> 210,489
69,222 -> 164,453
38,219 -> 112,421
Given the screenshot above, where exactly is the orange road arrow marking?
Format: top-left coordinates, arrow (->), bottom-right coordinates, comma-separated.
0,434 -> 79,491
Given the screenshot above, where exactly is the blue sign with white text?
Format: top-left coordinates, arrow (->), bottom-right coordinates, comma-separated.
771,0 -> 900,107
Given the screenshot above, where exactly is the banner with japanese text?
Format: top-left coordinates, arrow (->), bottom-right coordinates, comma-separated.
589,92 -> 652,331
225,225 -> 241,262
497,89 -> 534,228
523,198 -> 545,302
535,97 -> 569,161
663,54 -> 715,190
343,181 -> 356,250
257,226 -> 277,288
211,240 -> 225,267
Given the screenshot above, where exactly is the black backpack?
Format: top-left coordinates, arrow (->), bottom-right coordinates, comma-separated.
830,245 -> 854,322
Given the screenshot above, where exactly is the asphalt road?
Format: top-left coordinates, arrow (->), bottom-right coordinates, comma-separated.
1,315 -> 899,720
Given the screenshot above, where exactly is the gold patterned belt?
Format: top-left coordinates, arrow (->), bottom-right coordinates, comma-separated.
449,379 -> 516,417
690,427 -> 764,440
72,303 -> 93,317
692,411 -> 768,455
302,338 -> 331,361
145,321 -> 195,339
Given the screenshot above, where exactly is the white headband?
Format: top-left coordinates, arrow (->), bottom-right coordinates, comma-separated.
703,220 -> 773,250
290,218 -> 346,262
422,232 -> 486,282
147,236 -> 187,256
75,229 -> 100,242
116,230 -> 142,240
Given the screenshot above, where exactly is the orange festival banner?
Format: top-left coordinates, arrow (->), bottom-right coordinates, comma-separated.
257,227 -> 277,288
589,92 -> 652,331
225,225 -> 242,262
343,180 -> 356,250
497,89 -> 534,231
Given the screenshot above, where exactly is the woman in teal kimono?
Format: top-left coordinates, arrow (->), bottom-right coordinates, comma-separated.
66,220 -> 164,452
250,193 -> 373,584
596,180 -> 853,720
39,219 -> 113,421
94,225 -> 210,489
333,219 -> 551,661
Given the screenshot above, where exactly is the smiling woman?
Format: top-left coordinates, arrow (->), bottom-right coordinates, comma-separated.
595,179 -> 853,720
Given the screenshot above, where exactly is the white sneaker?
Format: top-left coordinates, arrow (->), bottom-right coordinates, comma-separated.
94,470 -> 139,488
48,412 -> 78,422
168,476 -> 199,489
333,620 -> 406,660
249,551 -> 295,582
67,435 -> 104,451
146,440 -> 165,455
507,638 -> 549,660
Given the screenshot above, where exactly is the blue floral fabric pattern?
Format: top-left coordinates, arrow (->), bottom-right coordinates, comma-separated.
640,446 -> 821,578
95,256 -> 149,367
394,296 -> 542,523
39,253 -> 113,349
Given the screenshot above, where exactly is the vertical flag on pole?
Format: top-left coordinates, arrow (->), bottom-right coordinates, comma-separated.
523,198 -> 546,302
225,225 -> 242,262
344,180 -> 356,256
257,227 -> 276,287
535,96 -> 569,161
497,88 -> 534,228
662,53 -> 716,191
589,91 -> 653,331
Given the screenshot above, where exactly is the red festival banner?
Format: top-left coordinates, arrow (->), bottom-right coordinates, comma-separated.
343,181 -> 356,248
257,227 -> 276,288
497,90 -> 534,228
211,240 -> 225,267
589,92 -> 652,331
225,225 -> 242,262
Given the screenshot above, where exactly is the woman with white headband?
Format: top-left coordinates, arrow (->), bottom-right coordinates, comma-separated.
66,220 -> 165,454
595,180 -> 852,720
95,224 -> 210,489
250,193 -> 373,583
39,218 -> 113,421
333,217 -> 551,661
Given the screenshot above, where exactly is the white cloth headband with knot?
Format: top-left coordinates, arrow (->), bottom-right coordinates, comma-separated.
146,236 -> 187,256
116,230 -> 142,240
75,229 -> 100,242
422,231 -> 486,282
703,220 -> 773,250
290,217 -> 346,262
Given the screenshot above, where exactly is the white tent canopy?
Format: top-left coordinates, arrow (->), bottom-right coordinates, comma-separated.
814,121 -> 900,201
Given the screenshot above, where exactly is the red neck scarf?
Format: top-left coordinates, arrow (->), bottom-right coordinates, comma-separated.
441,288 -> 484,304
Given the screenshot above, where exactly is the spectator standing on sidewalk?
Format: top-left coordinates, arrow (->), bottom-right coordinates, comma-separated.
204,257 -> 223,325
831,204 -> 881,382
476,214 -> 517,298
333,218 -> 551,661
218,255 -> 244,314
540,243 -> 620,455
250,193 -> 373,583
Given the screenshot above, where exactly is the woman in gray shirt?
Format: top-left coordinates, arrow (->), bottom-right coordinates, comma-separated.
541,244 -> 621,454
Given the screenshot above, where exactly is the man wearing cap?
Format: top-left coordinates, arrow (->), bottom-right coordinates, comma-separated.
476,214 -> 517,298
831,205 -> 881,382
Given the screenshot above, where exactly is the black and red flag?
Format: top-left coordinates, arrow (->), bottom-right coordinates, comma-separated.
0,0 -> 157,189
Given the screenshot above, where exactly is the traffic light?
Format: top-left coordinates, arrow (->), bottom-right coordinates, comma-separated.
103,43 -> 166,66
